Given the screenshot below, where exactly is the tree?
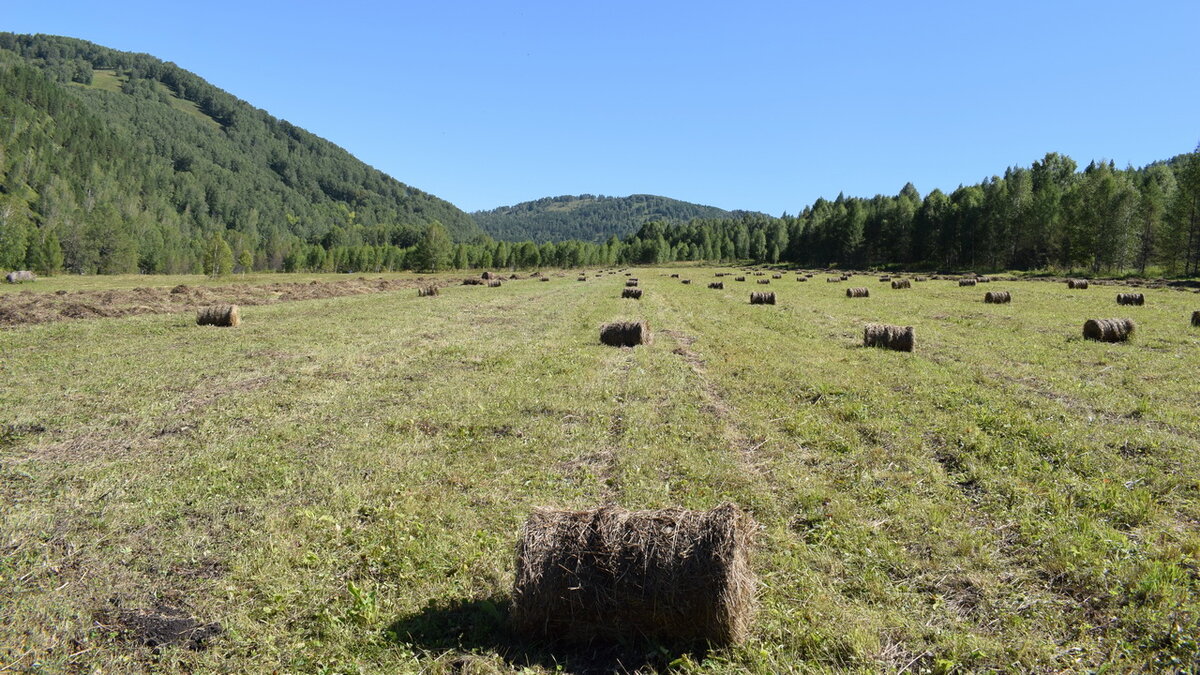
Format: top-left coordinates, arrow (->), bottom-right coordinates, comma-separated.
203,231 -> 234,276
412,222 -> 453,272
238,249 -> 254,273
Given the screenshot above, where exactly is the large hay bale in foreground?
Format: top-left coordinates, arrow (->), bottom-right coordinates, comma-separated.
5,270 -> 35,283
708,282 -> 724,289
1068,279 -> 1089,289
846,287 -> 869,298
417,285 -> 439,297
749,291 -> 775,305
599,320 -> 652,347
958,279 -> 976,287
863,323 -> 915,352
1116,293 -> 1145,306
891,279 -> 911,289
621,288 -> 643,299
984,291 -> 1011,304
196,305 -> 240,327
511,503 -> 757,644
1083,318 -> 1134,342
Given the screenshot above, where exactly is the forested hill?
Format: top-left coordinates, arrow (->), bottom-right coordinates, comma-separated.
0,33 -> 479,275
473,194 -> 758,242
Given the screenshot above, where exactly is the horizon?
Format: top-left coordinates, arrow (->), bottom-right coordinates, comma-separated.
5,1 -> 1199,216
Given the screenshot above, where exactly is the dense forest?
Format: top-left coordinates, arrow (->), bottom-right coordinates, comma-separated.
473,194 -> 751,243
0,32 -> 479,276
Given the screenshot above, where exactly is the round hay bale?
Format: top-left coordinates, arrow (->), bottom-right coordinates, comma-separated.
599,320 -> 651,347
958,279 -> 976,287
891,279 -> 911,289
577,277 -> 587,282
708,282 -> 724,289
839,275 -> 850,281
621,288 -> 643,299
1192,310 -> 1200,327
863,323 -> 915,352
670,273 -> 680,278
196,305 -> 240,327
1116,293 -> 1145,306
878,275 -> 891,282
625,280 -> 639,287
772,274 -> 782,279
749,291 -> 775,305
914,276 -> 928,282
976,276 -> 991,283
846,287 -> 869,298
540,277 -> 550,282
511,503 -> 757,645
757,279 -> 770,285
753,272 -> 764,276
417,285 -> 439,297
734,276 -> 746,282
796,276 -> 807,282
1083,318 -> 1135,342
984,291 -> 1011,304
488,279 -> 503,287
681,279 -> 692,285
481,271 -> 496,280
5,270 -> 35,283
1068,279 -> 1089,289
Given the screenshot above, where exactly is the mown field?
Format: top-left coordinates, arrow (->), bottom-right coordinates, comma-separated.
2,268 -> 1199,673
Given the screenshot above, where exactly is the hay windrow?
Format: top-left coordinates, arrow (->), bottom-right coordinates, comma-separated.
511,503 -> 757,645
1116,293 -> 1145,306
599,320 -> 652,347
863,323 -> 915,352
621,288 -> 643,300
196,305 -> 240,327
749,291 -> 775,305
846,287 -> 869,298
1083,318 -> 1135,342
984,291 -> 1011,304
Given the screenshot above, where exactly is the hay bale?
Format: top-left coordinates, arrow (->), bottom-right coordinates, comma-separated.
196,305 -> 240,327
891,279 -> 911,289
772,274 -> 782,279
958,279 -> 976,287
1083,318 -> 1135,342
511,503 -> 756,644
621,288 -> 643,299
827,277 -> 840,283
599,320 -> 652,347
734,276 -> 746,282
984,291 -> 1011,304
977,276 -> 990,283
488,279 -> 503,288
681,279 -> 692,285
757,279 -> 770,285
753,272 -> 764,276
863,323 -> 915,352
417,285 -> 439,297
577,276 -> 587,282
839,275 -> 849,281
715,273 -> 726,277
4,270 -> 35,283
1068,279 -> 1089,289
463,278 -> 484,285
846,287 -> 869,298
749,291 -> 775,305
670,273 -> 680,278
1192,310 -> 1200,327
708,282 -> 724,289
540,277 -> 549,282
482,271 -> 497,280
1116,293 -> 1145,306
879,275 -> 891,282
914,277 -> 928,282
625,280 -> 639,287
795,276 -> 807,282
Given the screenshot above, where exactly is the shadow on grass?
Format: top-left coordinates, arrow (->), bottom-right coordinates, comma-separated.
384,596 -> 710,674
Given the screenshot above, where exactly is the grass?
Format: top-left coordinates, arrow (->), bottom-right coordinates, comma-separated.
2,268 -> 1199,672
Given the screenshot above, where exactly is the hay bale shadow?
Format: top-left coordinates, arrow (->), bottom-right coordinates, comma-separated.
385,596 -> 709,674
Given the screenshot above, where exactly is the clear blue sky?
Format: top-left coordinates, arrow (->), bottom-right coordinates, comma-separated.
6,1 -> 1199,215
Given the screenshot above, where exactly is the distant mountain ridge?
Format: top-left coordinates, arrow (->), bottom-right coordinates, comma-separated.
0,32 -> 479,274
473,193 -> 762,243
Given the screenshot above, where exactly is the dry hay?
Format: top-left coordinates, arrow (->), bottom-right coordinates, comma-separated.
796,276 -> 807,282
625,272 -> 632,276
1116,293 -> 1145,306
625,280 -> 639,287
682,279 -> 692,285
487,279 -> 503,288
749,291 -> 775,305
958,279 -> 976,287
863,323 -> 915,352
984,291 -> 1011,304
891,279 -> 911,289
734,276 -> 746,282
621,288 -> 643,299
1192,310 -> 1200,327
753,272 -> 765,276
715,273 -> 726,277
757,279 -> 770,285
196,305 -> 240,327
772,273 -> 782,279
708,282 -> 724,289
462,278 -> 485,285
599,320 -> 651,347
840,274 -> 850,281
1068,279 -> 1089,289
977,276 -> 991,283
671,273 -> 680,278
5,270 -> 36,283
481,271 -> 498,280
417,285 -> 439,297
511,503 -> 757,645
878,275 -> 891,282
914,276 -> 928,282
846,287 -> 870,298
1083,318 -> 1134,342
826,277 -> 841,283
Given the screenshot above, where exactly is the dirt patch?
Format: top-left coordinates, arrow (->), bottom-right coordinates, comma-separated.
96,602 -> 221,651
0,277 -> 437,328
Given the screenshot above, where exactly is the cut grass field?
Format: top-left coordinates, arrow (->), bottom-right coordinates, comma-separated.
2,268 -> 1199,673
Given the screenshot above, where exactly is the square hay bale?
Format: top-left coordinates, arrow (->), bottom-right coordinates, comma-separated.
600,320 -> 651,347
749,291 -> 775,305
863,323 -> 914,352
511,503 -> 757,645
196,305 -> 240,327
1083,318 -> 1134,342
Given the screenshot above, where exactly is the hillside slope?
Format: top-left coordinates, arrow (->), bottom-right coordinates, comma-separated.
0,33 -> 479,274
474,193 -> 757,243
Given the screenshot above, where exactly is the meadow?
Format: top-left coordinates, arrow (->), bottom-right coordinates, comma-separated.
2,267 -> 1199,673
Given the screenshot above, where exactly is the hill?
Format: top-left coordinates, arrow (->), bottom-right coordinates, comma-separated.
0,33 -> 480,275
473,193 -> 758,243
